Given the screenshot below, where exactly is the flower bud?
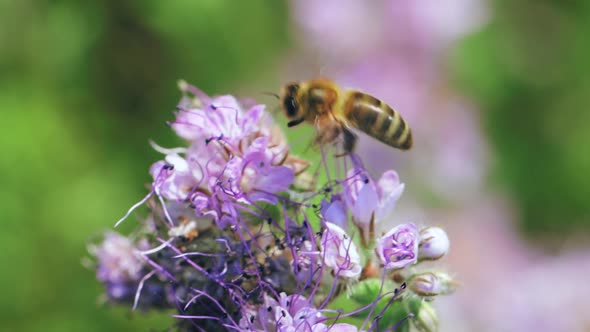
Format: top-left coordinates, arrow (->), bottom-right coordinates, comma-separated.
418,227 -> 450,261
408,272 -> 457,297
408,298 -> 438,332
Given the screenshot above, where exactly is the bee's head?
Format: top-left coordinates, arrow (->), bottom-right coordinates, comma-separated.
280,83 -> 305,127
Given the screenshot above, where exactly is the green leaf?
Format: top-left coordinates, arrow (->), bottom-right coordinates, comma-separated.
406,297 -> 438,332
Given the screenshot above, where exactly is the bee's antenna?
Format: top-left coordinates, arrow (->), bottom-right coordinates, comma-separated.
261,91 -> 280,99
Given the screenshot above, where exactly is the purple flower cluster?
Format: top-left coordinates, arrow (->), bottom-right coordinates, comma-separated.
145,82 -> 307,230
90,83 -> 455,331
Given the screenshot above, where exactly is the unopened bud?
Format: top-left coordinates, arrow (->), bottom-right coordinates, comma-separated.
408,272 -> 457,297
418,227 -> 449,260
408,298 -> 438,332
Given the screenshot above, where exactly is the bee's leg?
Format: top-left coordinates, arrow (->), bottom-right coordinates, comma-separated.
343,127 -> 357,153
313,120 -> 340,146
288,118 -> 305,127
335,127 -> 357,157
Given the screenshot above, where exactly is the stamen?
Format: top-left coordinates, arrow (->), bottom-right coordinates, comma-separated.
132,270 -> 156,311
139,238 -> 174,255
149,140 -> 188,155
114,191 -> 153,227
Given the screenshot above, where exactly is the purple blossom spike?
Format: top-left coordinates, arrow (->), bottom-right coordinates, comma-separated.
320,222 -> 362,279
375,223 -> 419,270
90,82 -> 454,332
92,232 -> 147,284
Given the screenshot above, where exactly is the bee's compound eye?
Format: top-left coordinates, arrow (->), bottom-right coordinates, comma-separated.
284,97 -> 298,117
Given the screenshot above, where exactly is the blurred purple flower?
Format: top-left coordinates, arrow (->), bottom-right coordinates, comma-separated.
291,0 -> 488,57
91,232 -> 146,284
291,0 -> 382,59
384,0 -> 489,52
436,202 -> 590,332
375,223 -> 419,270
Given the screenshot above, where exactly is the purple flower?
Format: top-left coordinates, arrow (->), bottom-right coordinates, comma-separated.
173,94 -> 255,142
320,222 -> 362,279
147,85 -> 306,229
375,223 -> 419,270
91,232 -> 146,284
150,153 -> 202,201
239,292 -> 325,332
319,194 -> 347,230
292,240 -> 320,279
220,136 -> 294,204
313,323 -> 362,332
172,87 -> 289,163
344,168 -> 404,240
189,191 -> 215,216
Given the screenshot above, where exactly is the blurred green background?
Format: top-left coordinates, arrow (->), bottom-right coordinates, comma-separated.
452,0 -> 590,239
1,0 -> 589,331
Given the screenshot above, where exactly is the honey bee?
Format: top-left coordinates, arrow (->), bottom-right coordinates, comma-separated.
279,79 -> 412,154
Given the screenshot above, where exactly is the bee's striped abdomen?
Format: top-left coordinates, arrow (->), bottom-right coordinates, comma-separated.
343,91 -> 412,150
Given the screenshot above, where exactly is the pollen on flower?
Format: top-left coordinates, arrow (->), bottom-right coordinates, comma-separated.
89,82 -> 455,332
168,219 -> 198,240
